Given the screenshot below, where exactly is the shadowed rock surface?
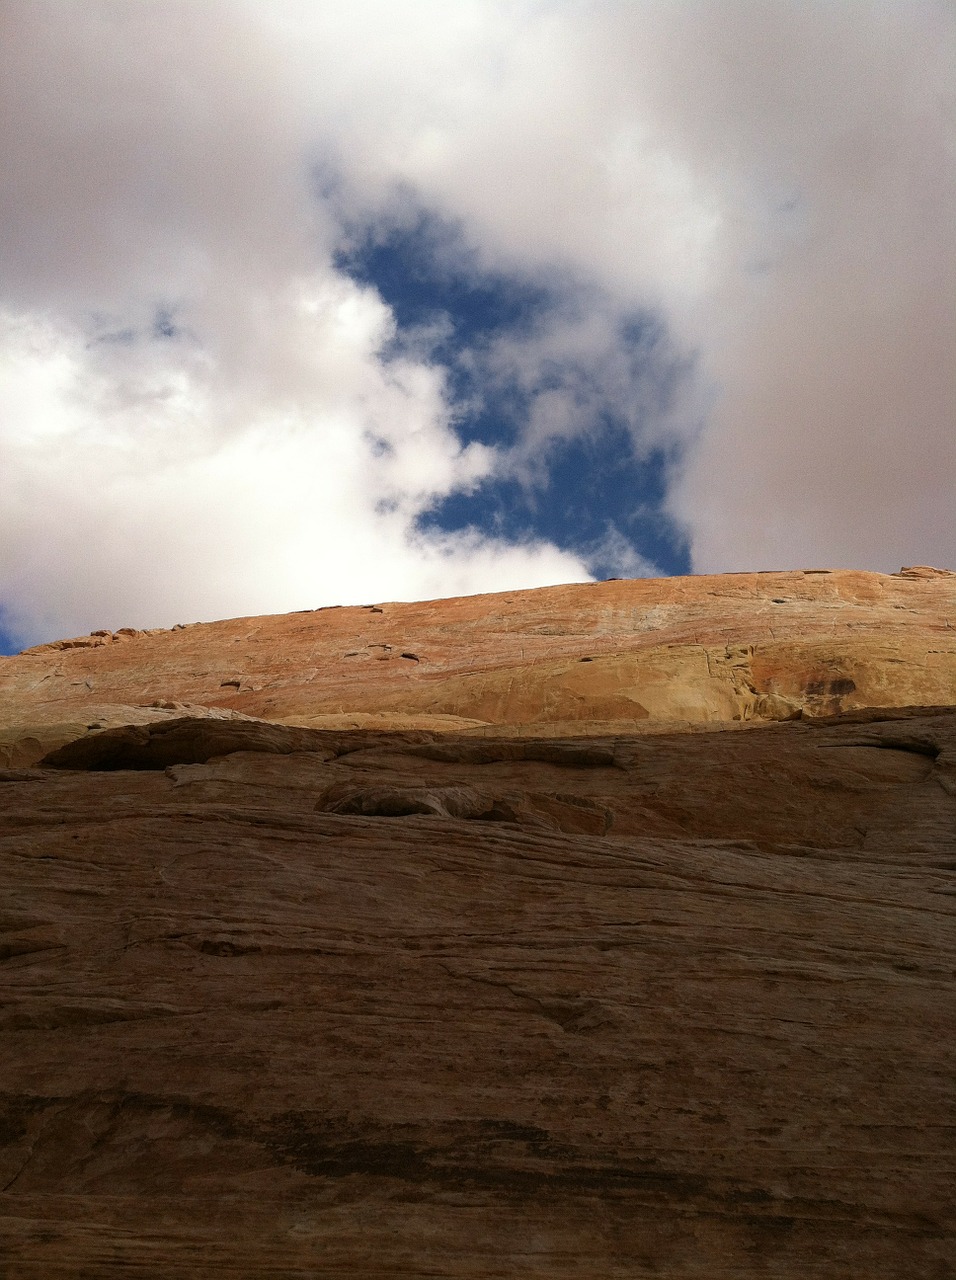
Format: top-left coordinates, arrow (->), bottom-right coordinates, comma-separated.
1,572 -> 954,1277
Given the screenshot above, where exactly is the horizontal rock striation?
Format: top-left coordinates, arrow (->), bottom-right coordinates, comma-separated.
2,570 -> 955,768
1,571 -> 954,1277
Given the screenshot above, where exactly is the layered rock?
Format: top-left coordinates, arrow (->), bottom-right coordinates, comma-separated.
0,570 -> 954,1277
2,568 -> 955,768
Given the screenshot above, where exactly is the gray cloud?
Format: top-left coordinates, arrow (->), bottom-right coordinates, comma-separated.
1,1 -> 952,644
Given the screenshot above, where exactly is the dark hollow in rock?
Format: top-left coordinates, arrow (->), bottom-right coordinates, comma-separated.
41,718 -> 339,771
317,781 -> 491,820
805,677 -> 857,697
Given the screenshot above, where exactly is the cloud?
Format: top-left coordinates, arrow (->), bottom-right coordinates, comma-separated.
470,298 -> 695,484
1,1 -> 952,645
0,299 -> 587,645
0,1 -> 594,646
302,0 -> 953,570
657,1 -> 956,571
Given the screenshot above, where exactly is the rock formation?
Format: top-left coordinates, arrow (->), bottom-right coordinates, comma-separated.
0,569 -> 953,1277
3,568 -> 956,766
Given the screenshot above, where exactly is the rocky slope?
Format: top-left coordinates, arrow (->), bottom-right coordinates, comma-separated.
0,569 -> 954,1278
2,567 -> 955,767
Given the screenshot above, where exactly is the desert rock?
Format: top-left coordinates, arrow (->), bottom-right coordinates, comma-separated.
0,571 -> 954,1277
2,569 -> 954,766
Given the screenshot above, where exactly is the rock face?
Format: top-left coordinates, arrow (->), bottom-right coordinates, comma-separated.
2,568 -> 955,767
1,570 -> 954,1278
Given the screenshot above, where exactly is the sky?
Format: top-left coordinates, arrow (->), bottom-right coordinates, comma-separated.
1,0 -> 953,652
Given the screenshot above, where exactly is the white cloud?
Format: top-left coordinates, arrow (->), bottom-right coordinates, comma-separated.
470,297 -> 696,485
0,1 -> 595,646
0,305 -> 586,644
1,1 -> 953,644
296,0 -> 954,569
580,522 -> 664,582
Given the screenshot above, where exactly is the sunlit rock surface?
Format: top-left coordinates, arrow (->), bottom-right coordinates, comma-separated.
3,568 -> 955,766
1,570 -> 954,1277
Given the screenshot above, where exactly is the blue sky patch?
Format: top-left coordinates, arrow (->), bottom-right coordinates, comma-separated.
0,615 -> 22,657
337,213 -> 692,577
337,213 -> 553,450
419,426 -> 690,579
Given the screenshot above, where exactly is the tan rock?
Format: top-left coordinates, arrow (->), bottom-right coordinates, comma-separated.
0,571 -> 954,1277
2,568 -> 954,764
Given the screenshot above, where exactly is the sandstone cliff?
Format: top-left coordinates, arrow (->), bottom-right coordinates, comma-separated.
0,570 -> 953,1278
2,567 -> 955,767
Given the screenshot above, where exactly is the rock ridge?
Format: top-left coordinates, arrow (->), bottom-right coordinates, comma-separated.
2,569 -> 954,767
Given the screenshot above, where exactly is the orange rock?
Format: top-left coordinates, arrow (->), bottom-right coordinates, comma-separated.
2,569 -> 954,765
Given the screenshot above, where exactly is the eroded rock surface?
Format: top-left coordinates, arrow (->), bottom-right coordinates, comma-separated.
1,572 -> 954,1277
2,570 -> 955,766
